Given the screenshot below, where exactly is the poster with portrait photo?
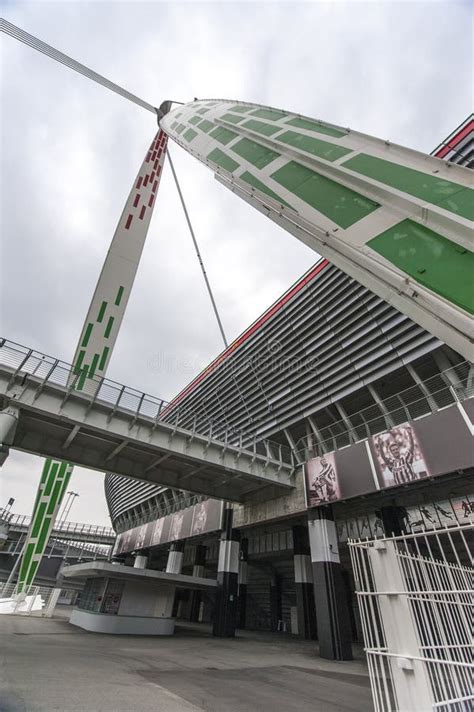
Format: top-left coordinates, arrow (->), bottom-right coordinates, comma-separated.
371,423 -> 430,489
134,522 -> 153,550
168,508 -> 193,542
304,452 -> 341,507
150,516 -> 167,547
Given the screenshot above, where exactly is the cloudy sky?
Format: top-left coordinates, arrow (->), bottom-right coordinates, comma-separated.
1,0 -> 472,525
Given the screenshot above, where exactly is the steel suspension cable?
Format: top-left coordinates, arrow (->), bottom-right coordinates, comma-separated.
1,18 -> 157,113
167,149 -> 229,349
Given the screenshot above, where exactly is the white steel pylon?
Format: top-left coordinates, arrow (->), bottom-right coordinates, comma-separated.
16,130 -> 168,592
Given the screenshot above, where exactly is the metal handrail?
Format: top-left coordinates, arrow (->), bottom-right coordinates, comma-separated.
0,507 -> 115,539
295,360 -> 472,459
0,338 -> 294,467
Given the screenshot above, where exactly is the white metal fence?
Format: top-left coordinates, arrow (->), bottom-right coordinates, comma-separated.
0,582 -> 76,617
349,522 -> 473,712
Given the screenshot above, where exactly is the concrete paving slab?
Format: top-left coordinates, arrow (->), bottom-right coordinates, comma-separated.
0,610 -> 372,712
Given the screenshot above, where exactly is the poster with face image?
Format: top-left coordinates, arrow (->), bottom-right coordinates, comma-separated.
372,423 -> 430,488
304,452 -> 341,507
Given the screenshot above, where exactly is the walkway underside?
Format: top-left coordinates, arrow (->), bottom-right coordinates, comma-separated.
0,344 -> 294,503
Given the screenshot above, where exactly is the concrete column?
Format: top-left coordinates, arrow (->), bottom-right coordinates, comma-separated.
270,573 -> 282,632
212,506 -> 240,638
237,538 -> 248,629
308,506 -> 352,660
166,541 -> 184,574
292,525 -> 317,639
133,553 -> 148,569
189,544 -> 206,622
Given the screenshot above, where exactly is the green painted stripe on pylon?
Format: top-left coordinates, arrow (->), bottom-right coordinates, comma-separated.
250,108 -> 287,121
241,119 -> 282,137
104,316 -> 114,338
97,301 -> 107,323
81,323 -> 93,348
31,502 -> 47,538
368,219 -> 474,314
209,126 -> 238,146
115,286 -> 124,306
285,117 -> 346,138
99,346 -> 110,371
37,515 -> 53,552
221,113 -> 246,125
276,130 -> 352,162
342,153 -> 474,220
207,148 -> 239,173
89,353 -> 100,378
240,171 -> 293,209
44,461 -> 59,496
77,365 -> 89,390
47,480 -> 63,515
232,138 -> 280,169
271,161 -> 379,229
230,105 -> 253,113
74,350 -> 86,374
19,543 -> 35,583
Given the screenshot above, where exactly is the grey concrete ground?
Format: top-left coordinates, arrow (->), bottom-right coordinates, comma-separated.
0,608 -> 373,712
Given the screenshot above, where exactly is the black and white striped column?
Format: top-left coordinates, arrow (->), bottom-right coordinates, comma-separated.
308,506 -> 352,660
166,541 -> 185,574
189,544 -> 207,622
237,538 -> 248,629
292,525 -> 317,639
212,506 -> 240,638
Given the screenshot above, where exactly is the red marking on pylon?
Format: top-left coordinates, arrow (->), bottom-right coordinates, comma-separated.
136,177 -> 143,189
133,194 -> 140,208
139,206 -> 146,220
148,194 -> 155,208
125,214 -> 133,229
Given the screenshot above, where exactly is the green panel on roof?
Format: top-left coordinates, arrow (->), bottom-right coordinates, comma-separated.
277,130 -> 352,162
271,161 -> 379,228
222,113 -> 246,124
189,115 -> 202,126
183,128 -> 198,142
242,119 -> 282,137
232,138 -> 280,169
210,126 -> 238,146
197,108 -> 209,115
343,153 -> 474,220
250,108 -> 287,121
286,117 -> 346,138
171,121 -> 178,129
369,219 -> 474,314
241,171 -> 293,209
231,105 -> 254,113
199,119 -> 214,133
205,102 -> 218,106
176,124 -> 185,134
208,147 -> 239,173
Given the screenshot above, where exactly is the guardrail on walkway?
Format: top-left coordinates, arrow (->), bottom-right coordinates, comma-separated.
0,508 -> 115,541
295,360 -> 472,460
0,338 -> 294,467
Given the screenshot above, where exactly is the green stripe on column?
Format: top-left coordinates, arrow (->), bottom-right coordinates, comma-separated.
285,117 -> 346,138
240,171 -> 293,209
104,316 -> 114,338
81,323 -> 94,347
77,365 -> 89,391
74,349 -> 86,374
37,515 -> 53,552
97,301 -> 107,323
18,543 -> 35,585
99,346 -> 110,371
207,148 -> 239,173
241,119 -> 282,137
115,286 -> 125,306
369,220 -> 474,314
231,138 -> 280,169
342,153 -> 474,220
209,126 -> 238,146
276,130 -> 352,162
44,462 -> 59,496
89,353 -> 100,378
271,161 -> 379,228
31,502 -> 47,538
47,480 -> 63,515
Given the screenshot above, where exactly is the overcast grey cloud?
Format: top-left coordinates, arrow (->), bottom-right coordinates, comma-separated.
1,0 -> 472,524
